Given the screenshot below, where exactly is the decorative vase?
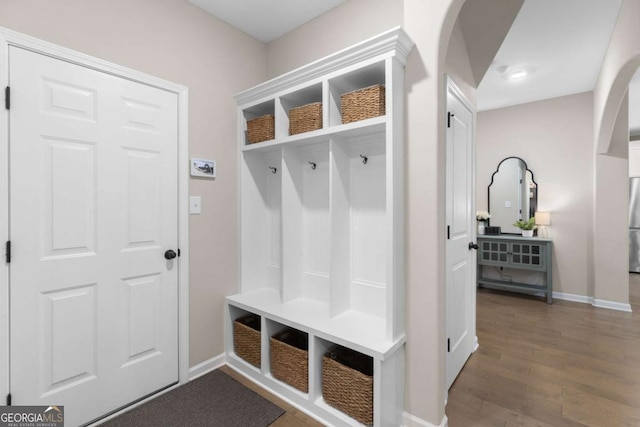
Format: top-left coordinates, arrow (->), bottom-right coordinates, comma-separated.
478,221 -> 485,235
522,229 -> 534,238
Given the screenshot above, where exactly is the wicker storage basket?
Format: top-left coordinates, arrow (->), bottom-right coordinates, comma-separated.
289,102 -> 323,135
247,114 -> 275,144
270,328 -> 309,393
322,345 -> 374,426
341,84 -> 385,124
233,314 -> 261,368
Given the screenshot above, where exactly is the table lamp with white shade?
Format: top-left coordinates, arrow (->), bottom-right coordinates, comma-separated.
535,211 -> 551,238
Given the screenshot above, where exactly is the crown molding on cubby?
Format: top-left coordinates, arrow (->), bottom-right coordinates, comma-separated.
235,26 -> 414,106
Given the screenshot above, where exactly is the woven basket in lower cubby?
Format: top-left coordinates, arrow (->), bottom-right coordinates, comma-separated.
247,114 -> 275,144
270,328 -> 309,393
340,84 -> 385,124
233,314 -> 261,368
322,345 -> 374,426
289,102 -> 322,135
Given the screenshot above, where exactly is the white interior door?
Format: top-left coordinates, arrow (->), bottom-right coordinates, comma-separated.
9,46 -> 179,426
445,80 -> 476,390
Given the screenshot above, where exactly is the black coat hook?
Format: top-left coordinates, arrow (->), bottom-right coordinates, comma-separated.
269,166 -> 277,174
309,161 -> 317,170
360,154 -> 368,165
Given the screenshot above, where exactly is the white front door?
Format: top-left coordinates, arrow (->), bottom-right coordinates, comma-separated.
9,46 -> 179,426
445,79 -> 476,390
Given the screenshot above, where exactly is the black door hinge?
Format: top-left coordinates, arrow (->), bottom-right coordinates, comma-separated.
5,87 -> 9,110
6,393 -> 11,406
447,226 -> 450,240
177,248 -> 181,257
5,241 -> 10,264
447,338 -> 451,353
447,111 -> 454,128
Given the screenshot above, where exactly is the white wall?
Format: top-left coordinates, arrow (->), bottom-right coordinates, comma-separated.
266,0 -> 403,78
477,92 -> 594,298
629,141 -> 640,176
0,0 -> 268,367
592,0 -> 636,306
594,94 -> 629,305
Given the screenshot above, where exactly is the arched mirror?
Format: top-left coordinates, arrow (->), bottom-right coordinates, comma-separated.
488,157 -> 538,234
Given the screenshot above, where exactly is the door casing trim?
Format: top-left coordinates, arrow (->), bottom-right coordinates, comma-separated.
0,26 -> 190,403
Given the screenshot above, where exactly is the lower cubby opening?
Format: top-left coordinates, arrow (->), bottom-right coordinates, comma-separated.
230,306 -> 261,369
316,337 -> 374,426
265,319 -> 309,394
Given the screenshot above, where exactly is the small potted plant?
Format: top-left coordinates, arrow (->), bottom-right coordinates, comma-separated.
476,211 -> 490,235
513,217 -> 536,237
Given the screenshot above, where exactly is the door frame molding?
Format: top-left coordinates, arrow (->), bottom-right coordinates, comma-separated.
0,26 -> 191,401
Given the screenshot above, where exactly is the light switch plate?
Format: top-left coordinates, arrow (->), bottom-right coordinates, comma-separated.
504,200 -> 512,208
190,196 -> 202,214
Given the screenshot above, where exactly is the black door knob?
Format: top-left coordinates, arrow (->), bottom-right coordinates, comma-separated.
164,249 -> 177,260
468,242 -> 479,250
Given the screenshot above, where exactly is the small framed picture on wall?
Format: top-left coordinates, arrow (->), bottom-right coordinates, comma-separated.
191,158 -> 216,178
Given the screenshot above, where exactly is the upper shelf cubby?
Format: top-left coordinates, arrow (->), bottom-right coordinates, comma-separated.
278,83 -> 324,139
328,62 -> 386,127
243,100 -> 275,146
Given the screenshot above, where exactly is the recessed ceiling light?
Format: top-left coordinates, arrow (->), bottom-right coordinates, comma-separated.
501,67 -> 535,81
509,70 -> 528,80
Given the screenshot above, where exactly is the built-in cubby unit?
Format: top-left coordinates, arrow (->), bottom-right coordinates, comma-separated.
228,27 -> 413,426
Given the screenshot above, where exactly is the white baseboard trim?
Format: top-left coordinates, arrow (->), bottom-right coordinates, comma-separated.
403,412 -> 448,427
188,353 -> 226,381
473,336 -> 479,352
552,292 -> 593,304
593,298 -> 633,312
552,292 -> 632,312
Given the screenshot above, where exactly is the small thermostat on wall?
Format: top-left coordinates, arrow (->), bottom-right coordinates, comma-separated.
191,158 -> 216,178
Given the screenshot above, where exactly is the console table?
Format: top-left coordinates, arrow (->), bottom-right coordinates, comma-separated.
477,235 -> 553,303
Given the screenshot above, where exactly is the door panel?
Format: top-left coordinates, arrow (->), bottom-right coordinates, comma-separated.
125,274 -> 162,362
46,138 -> 97,256
44,285 -> 97,390
9,46 -> 178,426
445,82 -> 476,390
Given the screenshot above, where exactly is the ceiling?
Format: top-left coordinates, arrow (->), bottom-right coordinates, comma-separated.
476,0 -> 622,111
188,0 -> 347,43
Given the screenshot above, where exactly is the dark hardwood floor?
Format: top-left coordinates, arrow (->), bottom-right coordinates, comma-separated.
446,275 -> 640,427
229,277 -> 640,426
221,365 -> 324,427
